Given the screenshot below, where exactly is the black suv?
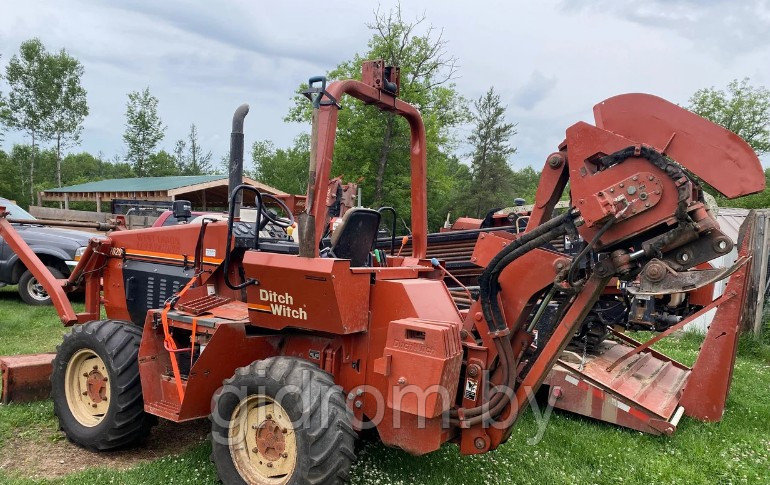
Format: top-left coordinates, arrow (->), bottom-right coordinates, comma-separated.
0,198 -> 93,305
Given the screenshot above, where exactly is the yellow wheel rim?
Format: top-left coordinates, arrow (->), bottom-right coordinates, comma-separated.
229,395 -> 297,484
64,349 -> 111,427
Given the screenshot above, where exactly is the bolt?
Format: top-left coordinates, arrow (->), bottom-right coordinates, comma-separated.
347,392 -> 355,400
397,377 -> 407,385
595,266 -> 608,277
632,175 -> 638,181
627,185 -> 637,195
266,462 -> 273,468
619,183 -> 624,188
474,312 -> 483,322
648,175 -> 654,181
266,414 -> 272,420
282,428 -> 288,434
83,373 -> 89,378
547,155 -> 563,168
92,403 -> 97,408
252,424 -> 259,430
82,391 -> 88,396
282,452 -> 288,458
645,202 -> 650,207
644,262 -> 666,283
639,192 -> 648,200
355,400 -> 363,409
467,365 -> 480,378
474,437 -> 486,450
356,388 -> 364,396
574,216 -> 585,227
252,447 -> 259,453
103,397 -> 107,402
93,365 -> 98,370
609,188 -> 615,193
103,377 -> 108,382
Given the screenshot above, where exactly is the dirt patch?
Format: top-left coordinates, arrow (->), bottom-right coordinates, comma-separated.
0,419 -> 209,479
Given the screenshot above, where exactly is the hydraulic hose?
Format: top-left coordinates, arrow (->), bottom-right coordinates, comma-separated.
479,211 -> 574,332
452,212 -> 576,425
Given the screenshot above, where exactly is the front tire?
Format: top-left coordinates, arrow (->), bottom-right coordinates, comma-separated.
18,266 -> 63,305
210,357 -> 357,485
51,320 -> 155,450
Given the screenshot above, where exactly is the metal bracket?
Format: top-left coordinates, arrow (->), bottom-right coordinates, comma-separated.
629,256 -> 749,295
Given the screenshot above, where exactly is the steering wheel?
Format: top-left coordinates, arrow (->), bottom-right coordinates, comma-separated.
259,193 -> 295,228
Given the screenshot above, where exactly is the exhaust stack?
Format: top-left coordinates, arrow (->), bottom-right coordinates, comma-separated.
228,104 -> 250,219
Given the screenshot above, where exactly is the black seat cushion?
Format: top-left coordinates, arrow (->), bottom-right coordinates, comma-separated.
330,208 -> 381,266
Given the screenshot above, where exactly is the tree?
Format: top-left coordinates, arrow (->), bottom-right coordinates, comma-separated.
0,55 -> 5,144
144,150 -> 178,177
508,166 -> 540,204
463,87 -> 517,217
688,78 -> 770,154
46,48 -> 88,190
688,79 -> 770,210
286,4 -> 468,231
173,138 -> 187,172
184,123 -> 212,175
1,39 -> 56,204
250,134 -> 310,195
123,87 -> 165,176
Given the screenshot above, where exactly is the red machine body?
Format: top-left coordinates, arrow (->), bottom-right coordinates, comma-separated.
0,60 -> 764,482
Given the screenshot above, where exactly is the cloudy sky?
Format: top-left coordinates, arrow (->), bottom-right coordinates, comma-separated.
1,0 -> 768,171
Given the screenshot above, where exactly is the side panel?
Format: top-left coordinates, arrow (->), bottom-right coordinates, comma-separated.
122,260 -> 194,325
242,252 -> 371,334
361,279 -> 462,455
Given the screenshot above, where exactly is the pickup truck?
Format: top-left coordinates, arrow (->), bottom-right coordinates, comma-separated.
0,198 -> 93,305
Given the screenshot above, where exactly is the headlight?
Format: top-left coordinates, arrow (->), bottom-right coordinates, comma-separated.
74,246 -> 87,261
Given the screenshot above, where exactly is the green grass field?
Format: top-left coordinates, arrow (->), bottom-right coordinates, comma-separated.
0,285 -> 768,484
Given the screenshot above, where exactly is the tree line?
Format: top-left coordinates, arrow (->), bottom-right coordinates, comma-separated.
0,39 -> 216,209
1,8 -> 769,229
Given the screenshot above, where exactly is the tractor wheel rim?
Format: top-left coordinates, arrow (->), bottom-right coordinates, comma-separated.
28,278 -> 49,301
229,394 -> 297,484
64,349 -> 111,427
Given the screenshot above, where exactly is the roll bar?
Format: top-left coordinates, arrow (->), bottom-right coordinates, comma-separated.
301,64 -> 428,259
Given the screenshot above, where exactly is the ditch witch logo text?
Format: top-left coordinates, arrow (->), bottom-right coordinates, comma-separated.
250,290 -> 308,320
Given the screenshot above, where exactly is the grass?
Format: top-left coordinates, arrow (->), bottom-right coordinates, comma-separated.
0,285 -> 769,484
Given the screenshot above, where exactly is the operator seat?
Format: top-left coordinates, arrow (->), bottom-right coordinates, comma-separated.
329,207 -> 381,267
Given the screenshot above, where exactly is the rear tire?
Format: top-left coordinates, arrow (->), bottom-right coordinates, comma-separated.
51,320 -> 155,450
18,266 -> 63,305
210,357 -> 357,485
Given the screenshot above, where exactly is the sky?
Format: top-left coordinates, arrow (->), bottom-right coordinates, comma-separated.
0,0 -> 768,171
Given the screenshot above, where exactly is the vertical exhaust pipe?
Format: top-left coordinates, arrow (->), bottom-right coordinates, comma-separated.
228,104 -> 250,219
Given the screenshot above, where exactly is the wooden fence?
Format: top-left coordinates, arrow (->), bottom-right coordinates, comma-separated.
746,210 -> 770,336
28,206 -> 159,230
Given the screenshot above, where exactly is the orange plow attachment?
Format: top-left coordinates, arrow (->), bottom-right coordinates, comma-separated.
543,212 -> 756,434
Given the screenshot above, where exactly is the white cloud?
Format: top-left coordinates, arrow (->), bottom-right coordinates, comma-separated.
1,0 -> 767,171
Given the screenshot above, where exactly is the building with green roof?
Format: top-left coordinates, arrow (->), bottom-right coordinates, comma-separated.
41,175 -> 285,212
